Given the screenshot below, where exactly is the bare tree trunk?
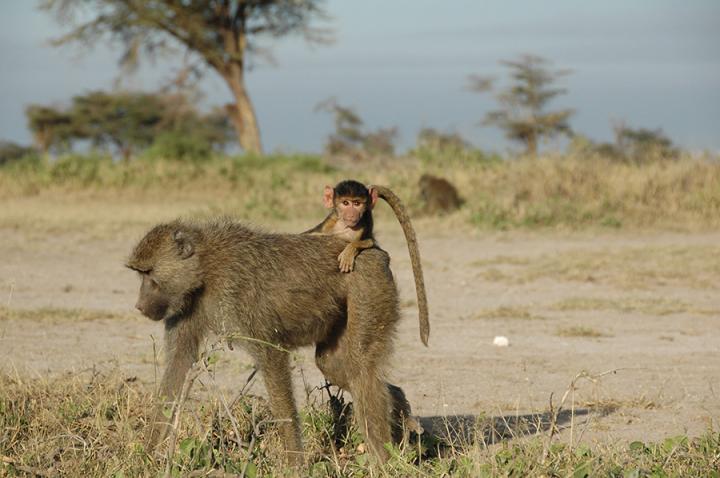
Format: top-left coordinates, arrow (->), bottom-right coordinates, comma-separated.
121,146 -> 132,162
33,131 -> 50,156
527,132 -> 538,157
217,16 -> 263,155
226,77 -> 263,154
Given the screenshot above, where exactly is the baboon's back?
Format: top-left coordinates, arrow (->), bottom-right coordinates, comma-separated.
200,222 -> 397,348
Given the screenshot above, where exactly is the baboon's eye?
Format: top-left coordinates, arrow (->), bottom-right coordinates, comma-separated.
353,201 -> 361,207
342,200 -> 350,206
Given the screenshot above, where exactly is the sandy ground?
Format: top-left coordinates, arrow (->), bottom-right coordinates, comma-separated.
1,216 -> 718,448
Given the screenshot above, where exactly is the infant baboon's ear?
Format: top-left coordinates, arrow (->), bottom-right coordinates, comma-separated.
368,187 -> 379,209
172,229 -> 195,259
323,185 -> 335,209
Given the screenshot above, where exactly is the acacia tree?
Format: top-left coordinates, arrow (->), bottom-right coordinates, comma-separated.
26,90 -> 234,160
41,0 -> 330,154
25,105 -> 75,154
71,91 -> 166,160
315,97 -> 365,155
468,54 -> 574,156
315,98 -> 397,157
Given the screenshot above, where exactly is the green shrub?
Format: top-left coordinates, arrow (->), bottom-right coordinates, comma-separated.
0,142 -> 38,166
50,152 -> 110,184
144,132 -> 214,162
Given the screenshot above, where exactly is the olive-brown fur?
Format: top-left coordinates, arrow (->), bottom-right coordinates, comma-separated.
419,174 -> 463,214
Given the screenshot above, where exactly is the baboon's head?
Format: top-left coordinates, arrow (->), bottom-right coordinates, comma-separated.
325,179 -> 378,228
418,174 -> 432,200
126,222 -> 203,321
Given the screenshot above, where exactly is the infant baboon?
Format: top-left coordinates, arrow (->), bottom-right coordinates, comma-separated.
127,219 -> 416,462
305,180 -> 379,273
418,174 -> 463,214
306,179 -> 430,346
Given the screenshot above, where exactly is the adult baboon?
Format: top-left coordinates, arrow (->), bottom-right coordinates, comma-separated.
127,218 -> 413,462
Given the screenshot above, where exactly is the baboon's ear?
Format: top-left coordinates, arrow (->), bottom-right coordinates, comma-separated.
369,187 -> 379,209
323,185 -> 335,209
173,230 -> 195,259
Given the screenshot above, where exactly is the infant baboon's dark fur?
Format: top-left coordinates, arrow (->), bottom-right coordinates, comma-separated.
127,218 -> 415,462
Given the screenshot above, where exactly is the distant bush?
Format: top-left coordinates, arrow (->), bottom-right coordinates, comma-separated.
50,152 -> 111,185
416,128 -> 470,151
0,142 -> 38,166
569,125 -> 680,164
144,132 -> 214,162
362,127 -> 398,156
617,126 -> 679,162
411,128 -> 498,165
25,90 -> 235,161
317,98 -> 398,159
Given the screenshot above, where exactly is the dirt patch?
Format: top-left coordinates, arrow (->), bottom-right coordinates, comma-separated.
1,220 -> 718,446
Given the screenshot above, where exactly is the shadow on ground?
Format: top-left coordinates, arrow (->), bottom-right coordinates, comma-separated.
419,408 -> 592,451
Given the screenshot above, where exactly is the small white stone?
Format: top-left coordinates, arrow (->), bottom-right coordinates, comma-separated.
493,335 -> 510,347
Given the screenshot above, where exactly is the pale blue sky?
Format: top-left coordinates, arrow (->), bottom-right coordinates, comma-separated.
1,1 -> 718,153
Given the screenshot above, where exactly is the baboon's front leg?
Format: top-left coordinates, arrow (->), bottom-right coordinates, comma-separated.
258,349 -> 304,464
148,320 -> 201,450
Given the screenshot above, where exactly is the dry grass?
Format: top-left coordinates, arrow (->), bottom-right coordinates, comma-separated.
539,245 -> 719,289
552,297 -> 716,316
470,255 -> 532,267
1,153 -> 719,233
555,326 -> 610,338
582,396 -> 660,416
475,245 -> 720,290
0,306 -> 138,323
1,370 -> 716,477
463,155 -> 720,230
0,369 -> 284,477
472,306 -> 545,321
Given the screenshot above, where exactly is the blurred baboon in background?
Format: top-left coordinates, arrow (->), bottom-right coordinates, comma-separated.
127,219 -> 418,463
418,174 -> 463,215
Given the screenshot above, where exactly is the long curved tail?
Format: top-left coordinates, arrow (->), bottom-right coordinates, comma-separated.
370,185 -> 430,346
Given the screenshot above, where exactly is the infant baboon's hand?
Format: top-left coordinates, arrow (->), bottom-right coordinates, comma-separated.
338,247 -> 356,273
